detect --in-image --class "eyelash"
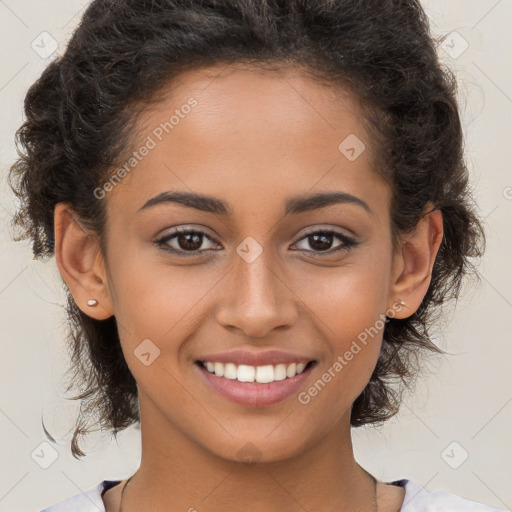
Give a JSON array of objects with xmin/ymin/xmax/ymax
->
[{"xmin": 154, "ymin": 227, "xmax": 360, "ymax": 258}]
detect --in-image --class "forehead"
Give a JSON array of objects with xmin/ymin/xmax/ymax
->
[{"xmin": 105, "ymin": 63, "xmax": 389, "ymax": 217}]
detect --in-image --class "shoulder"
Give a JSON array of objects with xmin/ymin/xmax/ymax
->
[
  {"xmin": 36, "ymin": 477, "xmax": 507, "ymax": 512},
  {"xmin": 37, "ymin": 480, "xmax": 122, "ymax": 512},
  {"xmin": 395, "ymin": 478, "xmax": 508, "ymax": 512}
]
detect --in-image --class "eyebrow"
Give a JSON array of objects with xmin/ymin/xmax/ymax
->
[{"xmin": 138, "ymin": 190, "xmax": 371, "ymax": 215}]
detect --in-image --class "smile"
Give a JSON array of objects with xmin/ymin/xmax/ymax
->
[
  {"xmin": 199, "ymin": 360, "xmax": 314, "ymax": 383},
  {"xmin": 195, "ymin": 360, "xmax": 317, "ymax": 407}
]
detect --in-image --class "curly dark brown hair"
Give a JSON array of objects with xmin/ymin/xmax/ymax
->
[{"xmin": 8, "ymin": 0, "xmax": 485, "ymax": 458}]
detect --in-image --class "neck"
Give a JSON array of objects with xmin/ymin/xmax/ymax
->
[{"xmin": 118, "ymin": 391, "xmax": 378, "ymax": 512}]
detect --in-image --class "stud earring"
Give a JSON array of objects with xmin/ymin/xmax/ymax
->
[
  {"xmin": 399, "ymin": 300, "xmax": 406, "ymax": 307},
  {"xmin": 87, "ymin": 299, "xmax": 98, "ymax": 307}
]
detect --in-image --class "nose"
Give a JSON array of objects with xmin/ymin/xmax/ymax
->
[{"xmin": 215, "ymin": 248, "xmax": 298, "ymax": 338}]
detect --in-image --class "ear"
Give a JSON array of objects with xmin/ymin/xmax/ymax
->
[
  {"xmin": 387, "ymin": 205, "xmax": 443, "ymax": 319},
  {"xmin": 54, "ymin": 202, "xmax": 114, "ymax": 320}
]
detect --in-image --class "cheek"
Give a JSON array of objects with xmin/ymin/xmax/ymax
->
[
  {"xmin": 107, "ymin": 258, "xmax": 204, "ymax": 409},
  {"xmin": 107, "ymin": 247, "xmax": 210, "ymax": 340},
  {"xmin": 291, "ymin": 258, "xmax": 391, "ymax": 407},
  {"xmin": 293, "ymin": 255, "xmax": 391, "ymax": 344},
  {"xmin": 106, "ymin": 255, "xmax": 227, "ymax": 401}
]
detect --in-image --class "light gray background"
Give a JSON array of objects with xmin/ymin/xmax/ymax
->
[{"xmin": 1, "ymin": 1, "xmax": 511, "ymax": 511}]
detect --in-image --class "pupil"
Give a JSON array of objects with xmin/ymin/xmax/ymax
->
[
  {"xmin": 309, "ymin": 233, "xmax": 332, "ymax": 251},
  {"xmin": 179, "ymin": 233, "xmax": 202, "ymax": 250}
]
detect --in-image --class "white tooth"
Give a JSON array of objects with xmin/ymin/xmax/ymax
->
[
  {"xmin": 237, "ymin": 364, "xmax": 255, "ymax": 382},
  {"xmin": 204, "ymin": 361, "xmax": 308, "ymax": 382},
  {"xmin": 296, "ymin": 363, "xmax": 306, "ymax": 374},
  {"xmin": 286, "ymin": 363, "xmax": 297, "ymax": 378},
  {"xmin": 224, "ymin": 362, "xmax": 237, "ymax": 379},
  {"xmin": 274, "ymin": 364, "xmax": 287, "ymax": 381},
  {"xmin": 255, "ymin": 365, "xmax": 275, "ymax": 383},
  {"xmin": 214, "ymin": 362, "xmax": 224, "ymax": 377}
]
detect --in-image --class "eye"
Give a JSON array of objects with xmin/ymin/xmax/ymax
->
[
  {"xmin": 292, "ymin": 228, "xmax": 360, "ymax": 257},
  {"xmin": 155, "ymin": 228, "xmax": 220, "ymax": 256},
  {"xmin": 154, "ymin": 226, "xmax": 360, "ymax": 258}
]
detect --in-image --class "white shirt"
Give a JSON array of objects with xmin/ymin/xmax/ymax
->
[{"xmin": 38, "ymin": 478, "xmax": 509, "ymax": 511}]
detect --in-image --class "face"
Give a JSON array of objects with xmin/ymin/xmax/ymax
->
[{"xmin": 92, "ymin": 64, "xmax": 402, "ymax": 462}]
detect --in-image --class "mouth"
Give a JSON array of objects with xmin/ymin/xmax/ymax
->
[
  {"xmin": 194, "ymin": 359, "xmax": 318, "ymax": 407},
  {"xmin": 195, "ymin": 359, "xmax": 317, "ymax": 383}
]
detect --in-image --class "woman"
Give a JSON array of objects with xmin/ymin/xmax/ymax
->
[{"xmin": 8, "ymin": 0, "xmax": 504, "ymax": 511}]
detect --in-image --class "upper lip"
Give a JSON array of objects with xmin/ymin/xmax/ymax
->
[{"xmin": 196, "ymin": 349, "xmax": 316, "ymax": 367}]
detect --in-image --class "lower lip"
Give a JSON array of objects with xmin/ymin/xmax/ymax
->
[{"xmin": 196, "ymin": 362, "xmax": 316, "ymax": 408}]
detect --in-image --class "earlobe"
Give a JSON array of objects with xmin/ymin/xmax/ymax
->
[
  {"xmin": 388, "ymin": 205, "xmax": 443, "ymax": 319},
  {"xmin": 54, "ymin": 202, "xmax": 114, "ymax": 320}
]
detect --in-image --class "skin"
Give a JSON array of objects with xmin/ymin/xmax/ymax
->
[{"xmin": 54, "ymin": 63, "xmax": 443, "ymax": 512}]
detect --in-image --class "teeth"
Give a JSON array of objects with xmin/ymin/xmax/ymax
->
[
  {"xmin": 214, "ymin": 362, "xmax": 224, "ymax": 377},
  {"xmin": 201, "ymin": 360, "xmax": 311, "ymax": 383},
  {"xmin": 286, "ymin": 363, "xmax": 296, "ymax": 378},
  {"xmin": 237, "ymin": 364, "xmax": 255, "ymax": 382},
  {"xmin": 274, "ymin": 364, "xmax": 287, "ymax": 381},
  {"xmin": 224, "ymin": 363, "xmax": 237, "ymax": 379},
  {"xmin": 255, "ymin": 365, "xmax": 274, "ymax": 383}
]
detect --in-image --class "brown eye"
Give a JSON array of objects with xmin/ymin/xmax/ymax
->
[
  {"xmin": 175, "ymin": 232, "xmax": 203, "ymax": 251},
  {"xmin": 305, "ymin": 232, "xmax": 336, "ymax": 251},
  {"xmin": 155, "ymin": 228, "xmax": 220, "ymax": 255},
  {"xmin": 293, "ymin": 229, "xmax": 359, "ymax": 256}
]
